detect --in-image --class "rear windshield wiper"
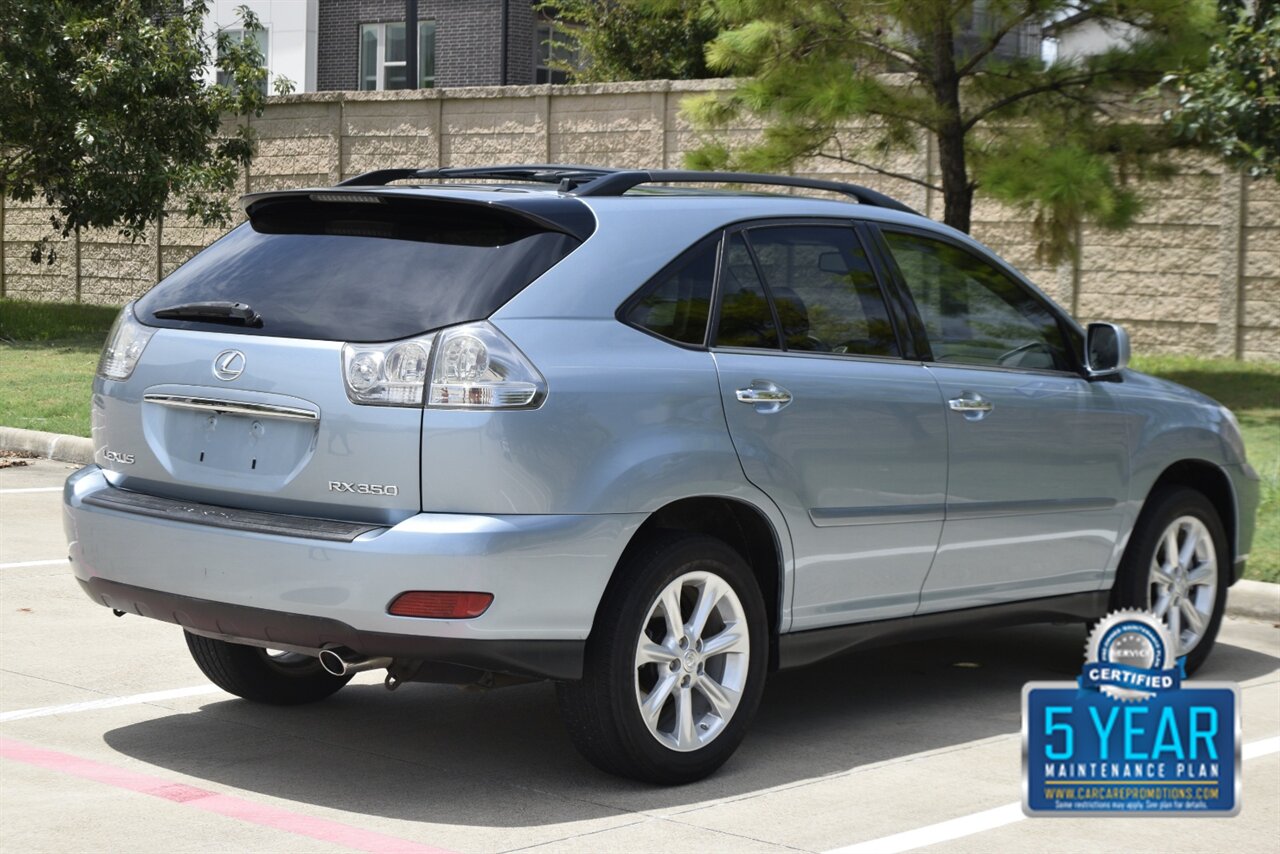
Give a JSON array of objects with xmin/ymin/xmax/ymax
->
[{"xmin": 152, "ymin": 301, "xmax": 263, "ymax": 328}]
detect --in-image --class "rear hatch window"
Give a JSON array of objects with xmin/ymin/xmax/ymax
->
[{"xmin": 136, "ymin": 196, "xmax": 583, "ymax": 342}]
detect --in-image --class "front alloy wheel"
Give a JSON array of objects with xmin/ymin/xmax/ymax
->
[
  {"xmin": 1114, "ymin": 486, "xmax": 1228, "ymax": 675},
  {"xmin": 1147, "ymin": 515, "xmax": 1218, "ymax": 658}
]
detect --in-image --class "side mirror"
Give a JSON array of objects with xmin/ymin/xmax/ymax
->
[{"xmin": 1085, "ymin": 322, "xmax": 1130, "ymax": 378}]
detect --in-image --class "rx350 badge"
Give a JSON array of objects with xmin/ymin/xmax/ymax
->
[{"xmin": 1022, "ymin": 610, "xmax": 1240, "ymax": 816}]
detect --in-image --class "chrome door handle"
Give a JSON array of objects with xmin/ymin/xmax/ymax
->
[
  {"xmin": 736, "ymin": 388, "xmax": 792, "ymax": 404},
  {"xmin": 948, "ymin": 392, "xmax": 993, "ymax": 419},
  {"xmin": 736, "ymin": 382, "xmax": 792, "ymax": 412}
]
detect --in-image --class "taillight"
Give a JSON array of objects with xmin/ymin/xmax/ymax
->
[
  {"xmin": 341, "ymin": 321, "xmax": 544, "ymax": 409},
  {"xmin": 388, "ymin": 591, "xmax": 494, "ymax": 619},
  {"xmin": 97, "ymin": 303, "xmax": 156, "ymax": 381},
  {"xmin": 428, "ymin": 321, "xmax": 545, "ymax": 409},
  {"xmin": 341, "ymin": 334, "xmax": 435, "ymax": 406}
]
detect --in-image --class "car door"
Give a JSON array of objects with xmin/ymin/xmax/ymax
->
[
  {"xmin": 874, "ymin": 227, "xmax": 1130, "ymax": 612},
  {"xmin": 712, "ymin": 221, "xmax": 949, "ymax": 629}
]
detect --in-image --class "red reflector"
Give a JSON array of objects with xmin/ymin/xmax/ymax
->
[{"xmin": 387, "ymin": 591, "xmax": 493, "ymax": 619}]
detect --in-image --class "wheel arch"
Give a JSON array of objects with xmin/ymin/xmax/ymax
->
[
  {"xmin": 1137, "ymin": 459, "xmax": 1239, "ymax": 583},
  {"xmin": 596, "ymin": 495, "xmax": 788, "ymax": 670}
]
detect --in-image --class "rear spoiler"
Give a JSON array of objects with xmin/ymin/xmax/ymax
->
[{"xmin": 240, "ymin": 188, "xmax": 597, "ymax": 242}]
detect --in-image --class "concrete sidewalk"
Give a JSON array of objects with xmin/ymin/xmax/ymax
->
[{"xmin": 2, "ymin": 424, "xmax": 1277, "ymax": 623}]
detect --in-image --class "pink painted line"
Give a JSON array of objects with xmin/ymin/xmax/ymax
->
[{"xmin": 0, "ymin": 738, "xmax": 453, "ymax": 854}]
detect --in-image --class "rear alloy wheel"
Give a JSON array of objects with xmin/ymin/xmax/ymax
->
[
  {"xmin": 635, "ymin": 570, "xmax": 752, "ymax": 752},
  {"xmin": 1113, "ymin": 487, "xmax": 1228, "ymax": 675},
  {"xmin": 557, "ymin": 533, "xmax": 767, "ymax": 784},
  {"xmin": 185, "ymin": 631, "xmax": 352, "ymax": 705}
]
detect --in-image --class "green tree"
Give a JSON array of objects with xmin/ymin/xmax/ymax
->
[
  {"xmin": 539, "ymin": 0, "xmax": 718, "ymax": 82},
  {"xmin": 0, "ymin": 0, "xmax": 270, "ymax": 262},
  {"xmin": 1164, "ymin": 0, "xmax": 1280, "ymax": 177},
  {"xmin": 681, "ymin": 1, "xmax": 1216, "ymax": 262}
]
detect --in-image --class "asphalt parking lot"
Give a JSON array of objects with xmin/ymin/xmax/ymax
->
[{"xmin": 2, "ymin": 458, "xmax": 1277, "ymax": 853}]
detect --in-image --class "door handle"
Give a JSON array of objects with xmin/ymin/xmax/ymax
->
[
  {"xmin": 948, "ymin": 392, "xmax": 993, "ymax": 420},
  {"xmin": 736, "ymin": 382, "xmax": 792, "ymax": 413}
]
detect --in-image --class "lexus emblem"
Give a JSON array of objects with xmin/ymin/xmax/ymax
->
[{"xmin": 212, "ymin": 349, "xmax": 246, "ymax": 382}]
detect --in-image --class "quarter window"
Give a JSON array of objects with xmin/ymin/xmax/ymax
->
[
  {"xmin": 625, "ymin": 236, "xmax": 717, "ymax": 346},
  {"xmin": 360, "ymin": 21, "xmax": 436, "ymax": 90},
  {"xmin": 883, "ymin": 231, "xmax": 1071, "ymax": 371}
]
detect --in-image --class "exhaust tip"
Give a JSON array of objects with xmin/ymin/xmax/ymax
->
[{"xmin": 318, "ymin": 648, "xmax": 349, "ymax": 676}]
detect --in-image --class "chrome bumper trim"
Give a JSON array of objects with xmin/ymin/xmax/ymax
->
[{"xmin": 143, "ymin": 393, "xmax": 318, "ymax": 422}]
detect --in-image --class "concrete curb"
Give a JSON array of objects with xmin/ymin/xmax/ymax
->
[
  {"xmin": 1228, "ymin": 579, "xmax": 1280, "ymax": 623},
  {"xmin": 0, "ymin": 426, "xmax": 93, "ymax": 466},
  {"xmin": 1, "ymin": 424, "xmax": 1278, "ymax": 622}
]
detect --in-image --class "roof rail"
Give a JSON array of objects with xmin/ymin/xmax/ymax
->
[
  {"xmin": 336, "ymin": 168, "xmax": 424, "ymax": 186},
  {"xmin": 335, "ymin": 164, "xmax": 918, "ymax": 214},
  {"xmin": 572, "ymin": 170, "xmax": 918, "ymax": 214},
  {"xmin": 337, "ymin": 164, "xmax": 618, "ymax": 188}
]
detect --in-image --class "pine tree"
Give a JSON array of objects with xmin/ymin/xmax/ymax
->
[{"xmin": 680, "ymin": 0, "xmax": 1215, "ymax": 262}]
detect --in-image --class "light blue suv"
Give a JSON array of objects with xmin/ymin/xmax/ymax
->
[{"xmin": 64, "ymin": 165, "xmax": 1259, "ymax": 783}]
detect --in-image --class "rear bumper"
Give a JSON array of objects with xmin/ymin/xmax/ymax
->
[
  {"xmin": 77, "ymin": 577, "xmax": 583, "ymax": 680},
  {"xmin": 64, "ymin": 466, "xmax": 644, "ymax": 676}
]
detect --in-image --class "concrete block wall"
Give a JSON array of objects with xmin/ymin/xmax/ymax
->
[
  {"xmin": 1243, "ymin": 178, "xmax": 1280, "ymax": 361},
  {"xmin": 1, "ymin": 80, "xmax": 1276, "ymax": 361}
]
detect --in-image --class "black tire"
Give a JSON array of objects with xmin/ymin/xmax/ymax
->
[
  {"xmin": 557, "ymin": 533, "xmax": 768, "ymax": 784},
  {"xmin": 184, "ymin": 632, "xmax": 353, "ymax": 705},
  {"xmin": 1112, "ymin": 487, "xmax": 1229, "ymax": 675}
]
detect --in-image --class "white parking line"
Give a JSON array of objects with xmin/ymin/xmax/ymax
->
[
  {"xmin": 0, "ymin": 559, "xmax": 67, "ymax": 570},
  {"xmin": 0, "ymin": 685, "xmax": 222, "ymax": 723},
  {"xmin": 1245, "ymin": 735, "xmax": 1280, "ymax": 760},
  {"xmin": 828, "ymin": 803, "xmax": 1023, "ymax": 854},
  {"xmin": 0, "ymin": 487, "xmax": 63, "ymax": 494},
  {"xmin": 826, "ymin": 736, "xmax": 1280, "ymax": 854}
]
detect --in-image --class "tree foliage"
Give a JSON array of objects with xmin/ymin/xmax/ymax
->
[
  {"xmin": 538, "ymin": 0, "xmax": 719, "ymax": 82},
  {"xmin": 672, "ymin": 0, "xmax": 1215, "ymax": 263},
  {"xmin": 0, "ymin": 0, "xmax": 270, "ymax": 262},
  {"xmin": 1164, "ymin": 0, "xmax": 1280, "ymax": 177}
]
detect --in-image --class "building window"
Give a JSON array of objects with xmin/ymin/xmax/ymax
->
[
  {"xmin": 360, "ymin": 21, "xmax": 435, "ymax": 90},
  {"xmin": 216, "ymin": 28, "xmax": 269, "ymax": 95},
  {"xmin": 536, "ymin": 23, "xmax": 580, "ymax": 84}
]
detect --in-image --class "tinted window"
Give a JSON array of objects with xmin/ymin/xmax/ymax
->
[
  {"xmin": 137, "ymin": 198, "xmax": 580, "ymax": 342},
  {"xmin": 883, "ymin": 231, "xmax": 1070, "ymax": 371},
  {"xmin": 715, "ymin": 234, "xmax": 779, "ymax": 349},
  {"xmin": 624, "ymin": 235, "xmax": 716, "ymax": 345},
  {"xmin": 745, "ymin": 225, "xmax": 898, "ymax": 357}
]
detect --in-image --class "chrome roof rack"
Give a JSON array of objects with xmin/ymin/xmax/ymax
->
[{"xmin": 335, "ymin": 164, "xmax": 918, "ymax": 214}]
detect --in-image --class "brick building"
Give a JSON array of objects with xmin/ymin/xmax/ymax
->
[
  {"xmin": 317, "ymin": 0, "xmax": 542, "ymax": 91},
  {"xmin": 210, "ymin": 1, "xmax": 1046, "ymax": 95}
]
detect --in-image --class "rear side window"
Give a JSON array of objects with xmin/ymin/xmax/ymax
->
[
  {"xmin": 137, "ymin": 198, "xmax": 581, "ymax": 342},
  {"xmin": 743, "ymin": 225, "xmax": 899, "ymax": 357},
  {"xmin": 623, "ymin": 235, "xmax": 717, "ymax": 345}
]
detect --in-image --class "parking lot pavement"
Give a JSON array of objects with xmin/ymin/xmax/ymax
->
[{"xmin": 3, "ymin": 458, "xmax": 1278, "ymax": 854}]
